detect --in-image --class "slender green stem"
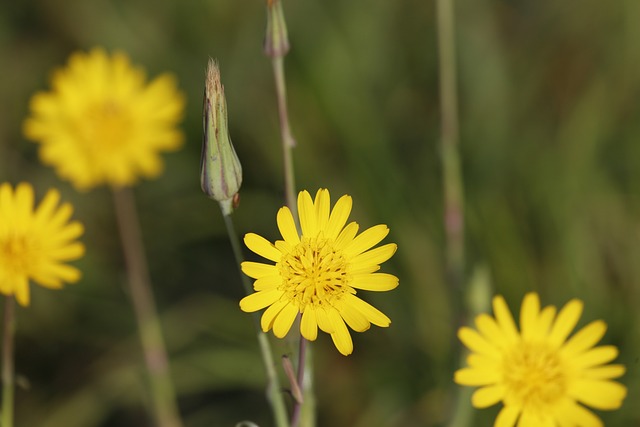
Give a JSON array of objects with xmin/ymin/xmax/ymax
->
[
  {"xmin": 290, "ymin": 336, "xmax": 307, "ymax": 427},
  {"xmin": 437, "ymin": 0, "xmax": 465, "ymax": 289},
  {"xmin": 272, "ymin": 57, "xmax": 297, "ymax": 217},
  {"xmin": 221, "ymin": 212, "xmax": 290, "ymax": 427},
  {"xmin": 1, "ymin": 297, "xmax": 15, "ymax": 427},
  {"xmin": 111, "ymin": 187, "xmax": 183, "ymax": 427},
  {"xmin": 436, "ymin": 0, "xmax": 472, "ymax": 425}
]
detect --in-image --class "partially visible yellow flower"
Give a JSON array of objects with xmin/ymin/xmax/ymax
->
[
  {"xmin": 24, "ymin": 48, "xmax": 185, "ymax": 190},
  {"xmin": 455, "ymin": 292, "xmax": 627, "ymax": 427},
  {"xmin": 240, "ymin": 189, "xmax": 398, "ymax": 356},
  {"xmin": 0, "ymin": 183, "xmax": 85, "ymax": 306}
]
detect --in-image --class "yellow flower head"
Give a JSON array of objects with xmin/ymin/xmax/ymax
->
[
  {"xmin": 0, "ymin": 183, "xmax": 85, "ymax": 306},
  {"xmin": 24, "ymin": 48, "xmax": 185, "ymax": 190},
  {"xmin": 240, "ymin": 189, "xmax": 398, "ymax": 356},
  {"xmin": 455, "ymin": 292, "xmax": 627, "ymax": 427}
]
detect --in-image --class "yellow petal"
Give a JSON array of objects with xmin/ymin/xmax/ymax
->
[
  {"xmin": 239, "ymin": 289, "xmax": 283, "ymax": 312},
  {"xmin": 316, "ymin": 306, "xmax": 334, "ymax": 333},
  {"xmin": 533, "ymin": 306, "xmax": 556, "ymax": 340},
  {"xmin": 334, "ymin": 222, "xmax": 359, "ymax": 249},
  {"xmin": 261, "ymin": 299, "xmax": 288, "ymax": 332},
  {"xmin": 49, "ymin": 242, "xmax": 85, "ymax": 260},
  {"xmin": 338, "ymin": 302, "xmax": 370, "ymax": 332},
  {"xmin": 520, "ymin": 292, "xmax": 540, "ymax": 341},
  {"xmin": 466, "ymin": 353, "xmax": 500, "ymax": 370},
  {"xmin": 471, "ymin": 385, "xmax": 505, "ymax": 408},
  {"xmin": 244, "ymin": 233, "xmax": 281, "ymax": 262},
  {"xmin": 581, "ymin": 364, "xmax": 626, "ymax": 380},
  {"xmin": 277, "ymin": 207, "xmax": 300, "ymax": 245},
  {"xmin": 454, "ymin": 368, "xmax": 500, "ymax": 386},
  {"xmin": 253, "ymin": 275, "xmax": 282, "ymax": 291},
  {"xmin": 326, "ymin": 195, "xmax": 352, "ymax": 240},
  {"xmin": 561, "ymin": 320, "xmax": 606, "ymax": 356},
  {"xmin": 350, "ymin": 243, "xmax": 397, "ymax": 269},
  {"xmin": 555, "ymin": 399, "xmax": 603, "ymax": 427},
  {"xmin": 314, "ymin": 189, "xmax": 330, "ymax": 231},
  {"xmin": 34, "ymin": 263, "xmax": 81, "ymax": 286},
  {"xmin": 13, "ymin": 277, "xmax": 30, "ymax": 307},
  {"xmin": 475, "ymin": 313, "xmax": 510, "ymax": 349},
  {"xmin": 350, "ymin": 273, "xmax": 398, "ymax": 291},
  {"xmin": 547, "ymin": 298, "xmax": 584, "ymax": 347},
  {"xmin": 571, "ymin": 345, "xmax": 619, "ymax": 369},
  {"xmin": 301, "ymin": 307, "xmax": 318, "ymax": 341},
  {"xmin": 328, "ymin": 309, "xmax": 353, "ymax": 355},
  {"xmin": 34, "ymin": 188, "xmax": 61, "ymax": 224},
  {"xmin": 495, "ymin": 405, "xmax": 520, "ymax": 427},
  {"xmin": 241, "ymin": 261, "xmax": 278, "ymax": 279},
  {"xmin": 569, "ymin": 379, "xmax": 627, "ymax": 410},
  {"xmin": 493, "ymin": 295, "xmax": 519, "ymax": 344},
  {"xmin": 458, "ymin": 327, "xmax": 501, "ymax": 358},
  {"xmin": 344, "ymin": 294, "xmax": 390, "ymax": 327},
  {"xmin": 343, "ymin": 224, "xmax": 389, "ymax": 257},
  {"xmin": 297, "ymin": 190, "xmax": 318, "ymax": 238},
  {"xmin": 273, "ymin": 302, "xmax": 299, "ymax": 338}
]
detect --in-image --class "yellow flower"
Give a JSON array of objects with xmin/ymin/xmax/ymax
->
[
  {"xmin": 239, "ymin": 189, "xmax": 398, "ymax": 356},
  {"xmin": 23, "ymin": 48, "xmax": 185, "ymax": 190},
  {"xmin": 455, "ymin": 292, "xmax": 627, "ymax": 427},
  {"xmin": 0, "ymin": 183, "xmax": 85, "ymax": 306}
]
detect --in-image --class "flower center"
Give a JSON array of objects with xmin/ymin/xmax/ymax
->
[
  {"xmin": 81, "ymin": 100, "xmax": 133, "ymax": 150},
  {"xmin": 278, "ymin": 237, "xmax": 352, "ymax": 308},
  {"xmin": 0, "ymin": 234, "xmax": 36, "ymax": 276},
  {"xmin": 502, "ymin": 342, "xmax": 566, "ymax": 411}
]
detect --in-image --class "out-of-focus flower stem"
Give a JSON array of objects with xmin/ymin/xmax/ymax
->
[
  {"xmin": 1, "ymin": 297, "xmax": 15, "ymax": 427},
  {"xmin": 221, "ymin": 212, "xmax": 290, "ymax": 427},
  {"xmin": 436, "ymin": 0, "xmax": 471, "ymax": 425},
  {"xmin": 437, "ymin": 0, "xmax": 465, "ymax": 291},
  {"xmin": 111, "ymin": 187, "xmax": 183, "ymax": 427}
]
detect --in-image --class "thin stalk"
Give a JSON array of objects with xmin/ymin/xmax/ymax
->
[
  {"xmin": 289, "ymin": 336, "xmax": 307, "ymax": 427},
  {"xmin": 222, "ymin": 213, "xmax": 290, "ymax": 427},
  {"xmin": 272, "ymin": 57, "xmax": 297, "ymax": 217},
  {"xmin": 1, "ymin": 297, "xmax": 15, "ymax": 427},
  {"xmin": 111, "ymin": 187, "xmax": 183, "ymax": 427},
  {"xmin": 437, "ymin": 0, "xmax": 465, "ymax": 289},
  {"xmin": 266, "ymin": 3, "xmax": 314, "ymax": 425},
  {"xmin": 436, "ymin": 0, "xmax": 472, "ymax": 425}
]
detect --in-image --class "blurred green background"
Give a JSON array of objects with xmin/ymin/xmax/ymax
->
[{"xmin": 1, "ymin": 0, "xmax": 639, "ymax": 425}]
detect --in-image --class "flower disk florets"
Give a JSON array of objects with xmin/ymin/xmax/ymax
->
[
  {"xmin": 279, "ymin": 236, "xmax": 352, "ymax": 308},
  {"xmin": 240, "ymin": 189, "xmax": 398, "ymax": 355}
]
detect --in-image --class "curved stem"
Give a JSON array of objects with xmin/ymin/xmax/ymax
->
[
  {"xmin": 222, "ymin": 212, "xmax": 290, "ymax": 427},
  {"xmin": 111, "ymin": 187, "xmax": 183, "ymax": 427}
]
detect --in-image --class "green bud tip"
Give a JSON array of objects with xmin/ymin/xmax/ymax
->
[
  {"xmin": 264, "ymin": 0, "xmax": 290, "ymax": 58},
  {"xmin": 200, "ymin": 59, "xmax": 243, "ymax": 215}
]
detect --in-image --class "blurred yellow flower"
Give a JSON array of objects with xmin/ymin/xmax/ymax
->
[
  {"xmin": 240, "ymin": 189, "xmax": 398, "ymax": 355},
  {"xmin": 0, "ymin": 183, "xmax": 84, "ymax": 306},
  {"xmin": 24, "ymin": 48, "xmax": 185, "ymax": 190},
  {"xmin": 455, "ymin": 292, "xmax": 627, "ymax": 427}
]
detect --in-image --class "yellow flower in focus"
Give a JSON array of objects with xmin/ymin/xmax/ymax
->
[
  {"xmin": 455, "ymin": 292, "xmax": 627, "ymax": 427},
  {"xmin": 240, "ymin": 189, "xmax": 398, "ymax": 356},
  {"xmin": 0, "ymin": 183, "xmax": 85, "ymax": 306},
  {"xmin": 24, "ymin": 48, "xmax": 185, "ymax": 189}
]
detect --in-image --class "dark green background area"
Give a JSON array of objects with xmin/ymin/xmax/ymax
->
[{"xmin": 0, "ymin": 0, "xmax": 639, "ymax": 425}]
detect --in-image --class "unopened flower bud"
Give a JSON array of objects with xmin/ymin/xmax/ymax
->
[
  {"xmin": 264, "ymin": 0, "xmax": 290, "ymax": 58},
  {"xmin": 200, "ymin": 59, "xmax": 242, "ymax": 215}
]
